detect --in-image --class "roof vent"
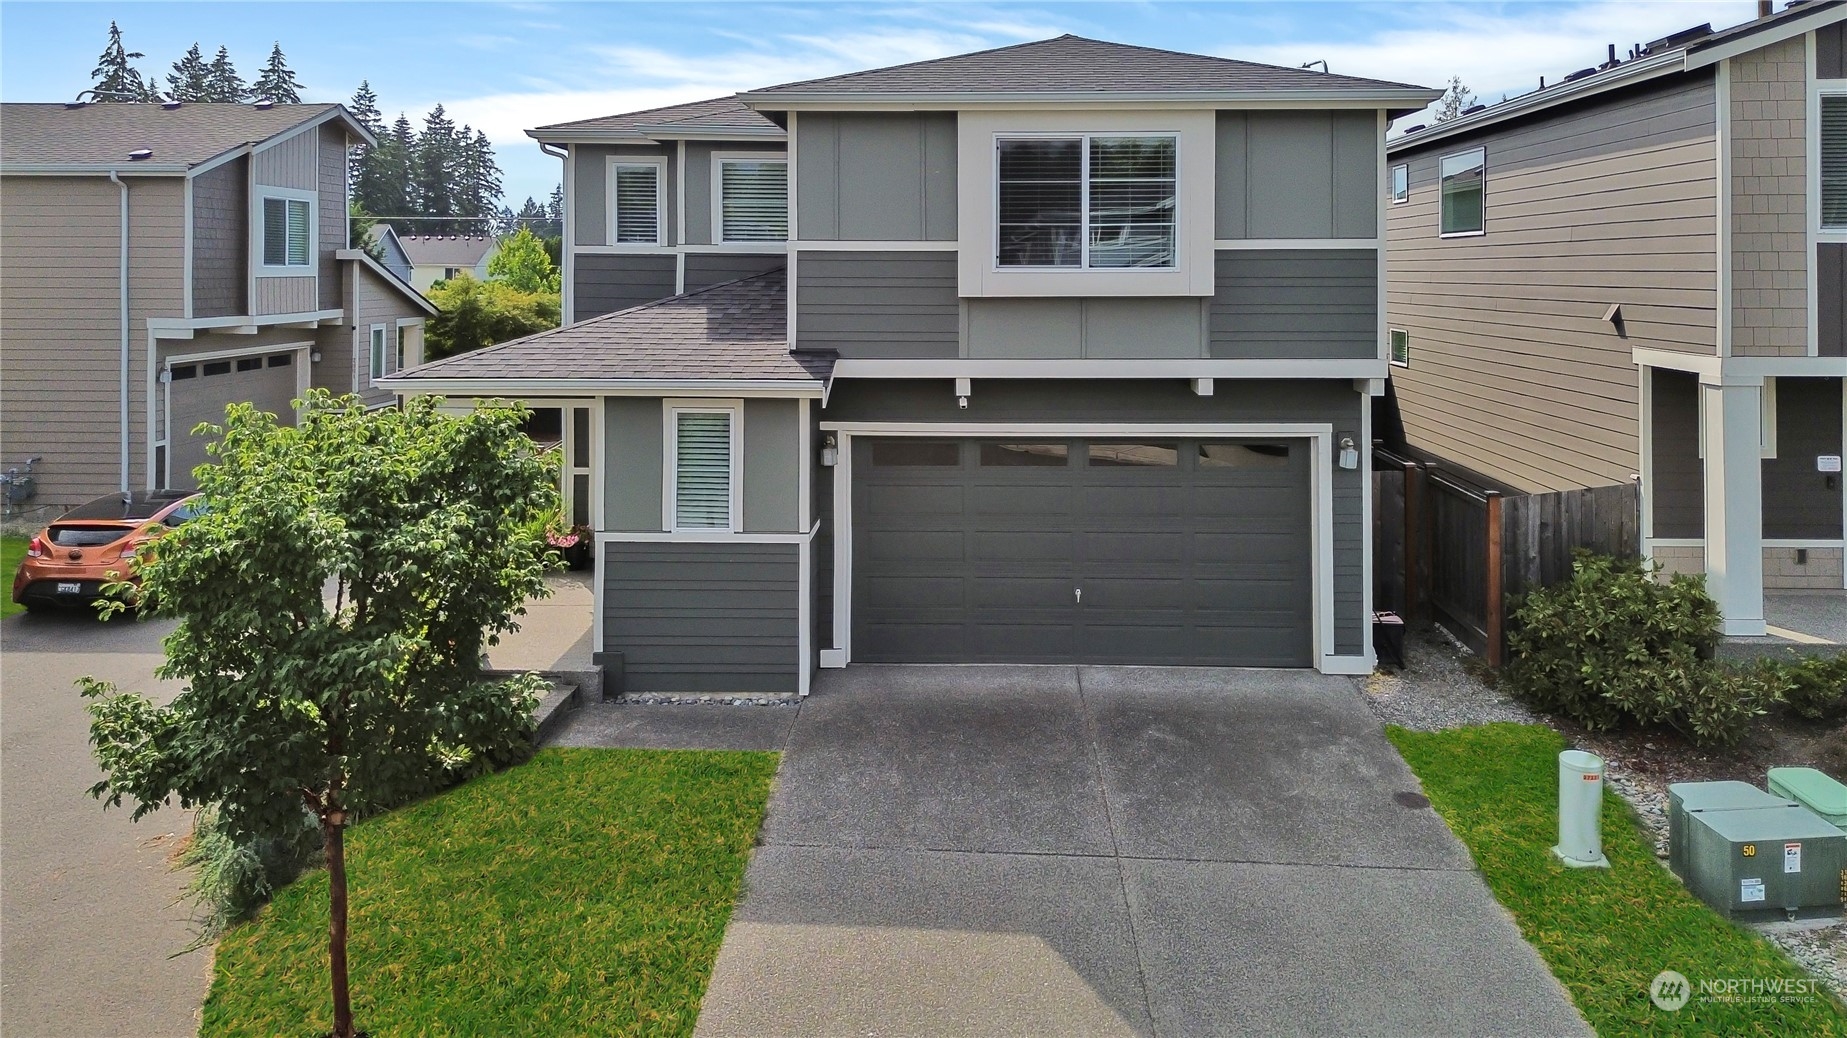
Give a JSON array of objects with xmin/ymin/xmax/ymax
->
[
  {"xmin": 162, "ymin": 100, "xmax": 182, "ymax": 110},
  {"xmin": 1645, "ymin": 23, "xmax": 1713, "ymax": 51},
  {"xmin": 1402, "ymin": 124, "xmax": 1426, "ymax": 134},
  {"xmin": 1462, "ymin": 104, "xmax": 1486, "ymax": 115},
  {"xmin": 64, "ymin": 100, "xmax": 88, "ymax": 110},
  {"xmin": 128, "ymin": 148, "xmax": 154, "ymax": 162},
  {"xmin": 254, "ymin": 98, "xmax": 275, "ymax": 110},
  {"xmin": 1562, "ymin": 67, "xmax": 1599, "ymax": 83}
]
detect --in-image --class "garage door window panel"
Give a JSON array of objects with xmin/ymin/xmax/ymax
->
[
  {"xmin": 980, "ymin": 442, "xmax": 1069, "ymax": 466},
  {"xmin": 1088, "ymin": 443, "xmax": 1178, "ymax": 467},
  {"xmin": 1199, "ymin": 442, "xmax": 1291, "ymax": 469},
  {"xmin": 871, "ymin": 440, "xmax": 960, "ymax": 466}
]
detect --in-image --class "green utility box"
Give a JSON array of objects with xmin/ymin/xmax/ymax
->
[
  {"xmin": 1768, "ymin": 767, "xmax": 1847, "ymax": 832},
  {"xmin": 1681, "ymin": 805, "xmax": 1846, "ymax": 921},
  {"xmin": 1668, "ymin": 781, "xmax": 1795, "ymax": 876}
]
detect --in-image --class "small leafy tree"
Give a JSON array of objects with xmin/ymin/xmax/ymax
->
[
  {"xmin": 425, "ymin": 273, "xmax": 560, "ymax": 359},
  {"xmin": 488, "ymin": 226, "xmax": 561, "ymax": 294},
  {"xmin": 1433, "ymin": 76, "xmax": 1477, "ymax": 121},
  {"xmin": 82, "ymin": 392, "xmax": 556, "ymax": 1038}
]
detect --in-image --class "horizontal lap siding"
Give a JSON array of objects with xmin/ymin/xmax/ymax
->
[
  {"xmin": 795, "ymin": 250, "xmax": 958, "ymax": 357},
  {"xmin": 684, "ymin": 253, "xmax": 785, "ymax": 292},
  {"xmin": 574, "ymin": 254, "xmax": 675, "ymax": 321},
  {"xmin": 1211, "ymin": 250, "xmax": 1376, "ymax": 359},
  {"xmin": 1386, "ymin": 73, "xmax": 1717, "ymax": 495},
  {"xmin": 601, "ymin": 541, "xmax": 800, "ymax": 693}
]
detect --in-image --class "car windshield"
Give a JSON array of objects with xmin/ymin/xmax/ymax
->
[{"xmin": 48, "ymin": 524, "xmax": 131, "ymax": 548}]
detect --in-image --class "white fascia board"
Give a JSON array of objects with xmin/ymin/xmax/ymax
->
[
  {"xmin": 1684, "ymin": 7, "xmax": 1847, "ymax": 71},
  {"xmin": 1387, "ymin": 51, "xmax": 1687, "ymax": 155},
  {"xmin": 829, "ymin": 358, "xmax": 1389, "ymax": 380},
  {"xmin": 251, "ymin": 106, "xmax": 377, "ymax": 151},
  {"xmin": 147, "ymin": 309, "xmax": 343, "ymax": 335},
  {"xmin": 379, "ymin": 377, "xmax": 825, "ymax": 397},
  {"xmin": 1632, "ymin": 348, "xmax": 1847, "ymax": 380},
  {"xmin": 739, "ymin": 89, "xmax": 1440, "ymax": 109},
  {"xmin": 529, "ymin": 128, "xmax": 786, "ymax": 145}
]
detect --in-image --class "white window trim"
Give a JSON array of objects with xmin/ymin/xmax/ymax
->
[
  {"xmin": 1389, "ymin": 328, "xmax": 1410, "ymax": 368},
  {"xmin": 662, "ymin": 398, "xmax": 743, "ymax": 533},
  {"xmin": 606, "ymin": 156, "xmax": 666, "ymax": 247},
  {"xmin": 991, "ymin": 130, "xmax": 1180, "ymax": 273},
  {"xmin": 253, "ymin": 185, "xmax": 318, "ymax": 277},
  {"xmin": 710, "ymin": 151, "xmax": 789, "ymax": 245},
  {"xmin": 368, "ymin": 324, "xmax": 388, "ymax": 385},
  {"xmin": 1696, "ymin": 378, "xmax": 1777, "ymax": 459},
  {"xmin": 1437, "ymin": 146, "xmax": 1487, "ymax": 239},
  {"xmin": 1817, "ymin": 83, "xmax": 1847, "ymax": 238},
  {"xmin": 1390, "ymin": 163, "xmax": 1409, "ymax": 205}
]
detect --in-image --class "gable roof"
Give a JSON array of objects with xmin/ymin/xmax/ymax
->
[
  {"xmin": 739, "ymin": 35, "xmax": 1435, "ymax": 106},
  {"xmin": 336, "ymin": 249, "xmax": 440, "ymax": 316},
  {"xmin": 399, "ymin": 235, "xmax": 498, "ymax": 268},
  {"xmin": 528, "ymin": 96, "xmax": 781, "ymax": 141},
  {"xmin": 0, "ymin": 102, "xmax": 365, "ymax": 174},
  {"xmin": 382, "ymin": 268, "xmax": 832, "ymax": 391}
]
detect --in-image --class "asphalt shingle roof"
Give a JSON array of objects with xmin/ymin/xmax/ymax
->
[
  {"xmin": 530, "ymin": 96, "xmax": 779, "ymax": 136},
  {"xmin": 399, "ymin": 236, "xmax": 496, "ymax": 267},
  {"xmin": 392, "ymin": 268, "xmax": 831, "ymax": 384},
  {"xmin": 744, "ymin": 35, "xmax": 1431, "ymax": 98},
  {"xmin": 0, "ymin": 102, "xmax": 348, "ymax": 169}
]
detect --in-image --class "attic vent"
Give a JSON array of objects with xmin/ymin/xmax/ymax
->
[
  {"xmin": 1401, "ymin": 124, "xmax": 1427, "ymax": 134},
  {"xmin": 128, "ymin": 148, "xmax": 154, "ymax": 162},
  {"xmin": 1462, "ymin": 104, "xmax": 1486, "ymax": 115},
  {"xmin": 1562, "ymin": 67, "xmax": 1598, "ymax": 83},
  {"xmin": 64, "ymin": 100, "xmax": 88, "ymax": 110},
  {"xmin": 1646, "ymin": 23, "xmax": 1713, "ymax": 51},
  {"xmin": 162, "ymin": 101, "xmax": 182, "ymax": 110},
  {"xmin": 254, "ymin": 99, "xmax": 275, "ymax": 110}
]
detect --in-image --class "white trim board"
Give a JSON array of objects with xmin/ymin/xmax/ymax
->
[{"xmin": 829, "ymin": 358, "xmax": 1390, "ymax": 380}]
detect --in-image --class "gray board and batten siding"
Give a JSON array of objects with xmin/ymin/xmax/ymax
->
[
  {"xmin": 796, "ymin": 112, "xmax": 957, "ymax": 241},
  {"xmin": 600, "ymin": 540, "xmax": 801, "ymax": 694},
  {"xmin": 821, "ymin": 378, "xmax": 1368, "ymax": 656},
  {"xmin": 1385, "ymin": 71, "xmax": 1719, "ymax": 496},
  {"xmin": 601, "ymin": 396, "xmax": 803, "ymax": 533},
  {"xmin": 1216, "ymin": 110, "xmax": 1378, "ymax": 239},
  {"xmin": 1822, "ymin": 244, "xmax": 1845, "ymax": 359}
]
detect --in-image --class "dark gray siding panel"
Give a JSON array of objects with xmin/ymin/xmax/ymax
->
[
  {"xmin": 796, "ymin": 112, "xmax": 956, "ymax": 241},
  {"xmin": 601, "ymin": 541, "xmax": 799, "ymax": 693},
  {"xmin": 1211, "ymin": 251, "xmax": 1377, "ymax": 359},
  {"xmin": 1763, "ymin": 377, "xmax": 1844, "ymax": 539},
  {"xmin": 813, "ymin": 443, "xmax": 834, "ymax": 653},
  {"xmin": 1818, "ymin": 21, "xmax": 1844, "ymax": 80},
  {"xmin": 1216, "ymin": 111, "xmax": 1378, "ymax": 239},
  {"xmin": 1651, "ymin": 369, "xmax": 1703, "ymax": 538},
  {"xmin": 1821, "ymin": 244, "xmax": 1845, "ymax": 359},
  {"xmin": 823, "ymin": 379, "xmax": 1368, "ymax": 655},
  {"xmin": 743, "ymin": 398, "xmax": 800, "ymax": 532},
  {"xmin": 575, "ymin": 254, "xmax": 676, "ymax": 321},
  {"xmin": 191, "ymin": 156, "xmax": 245, "ymax": 318},
  {"xmin": 604, "ymin": 397, "xmax": 663, "ymax": 531},
  {"xmin": 685, "ymin": 253, "xmax": 785, "ymax": 293},
  {"xmin": 795, "ymin": 250, "xmax": 958, "ymax": 357}
]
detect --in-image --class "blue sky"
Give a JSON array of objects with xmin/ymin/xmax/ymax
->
[{"xmin": 2, "ymin": 1, "xmax": 1761, "ymax": 206}]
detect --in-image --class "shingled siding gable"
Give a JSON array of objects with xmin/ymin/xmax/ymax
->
[{"xmin": 191, "ymin": 155, "xmax": 246, "ymax": 317}]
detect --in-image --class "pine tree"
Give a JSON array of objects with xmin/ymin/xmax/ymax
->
[
  {"xmin": 370, "ymin": 114, "xmax": 418, "ymax": 232},
  {"xmin": 515, "ymin": 196, "xmax": 548, "ymax": 234},
  {"xmin": 206, "ymin": 46, "xmax": 248, "ymax": 103},
  {"xmin": 454, "ymin": 127, "xmax": 503, "ymax": 235},
  {"xmin": 347, "ymin": 81, "xmax": 383, "ymax": 195},
  {"xmin": 252, "ymin": 42, "xmax": 303, "ymax": 103},
  {"xmin": 547, "ymin": 184, "xmax": 564, "ymax": 235},
  {"xmin": 89, "ymin": 21, "xmax": 153, "ymax": 102},
  {"xmin": 413, "ymin": 105, "xmax": 459, "ymax": 235},
  {"xmin": 166, "ymin": 44, "xmax": 212, "ymax": 102}
]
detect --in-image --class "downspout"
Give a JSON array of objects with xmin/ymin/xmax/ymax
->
[{"xmin": 109, "ymin": 171, "xmax": 130, "ymax": 493}]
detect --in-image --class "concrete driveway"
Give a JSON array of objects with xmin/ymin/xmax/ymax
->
[
  {"xmin": 692, "ymin": 666, "xmax": 1590, "ymax": 1038},
  {"xmin": 1, "ymin": 609, "xmax": 209, "ymax": 1038}
]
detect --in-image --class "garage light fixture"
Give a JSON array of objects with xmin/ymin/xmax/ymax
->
[
  {"xmin": 821, "ymin": 433, "xmax": 838, "ymax": 467},
  {"xmin": 1338, "ymin": 435, "xmax": 1359, "ymax": 470}
]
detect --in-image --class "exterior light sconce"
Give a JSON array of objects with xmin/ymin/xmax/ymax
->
[
  {"xmin": 1337, "ymin": 435, "xmax": 1360, "ymax": 470},
  {"xmin": 821, "ymin": 433, "xmax": 838, "ymax": 468}
]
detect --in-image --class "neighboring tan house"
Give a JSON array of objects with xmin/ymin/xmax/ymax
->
[
  {"xmin": 1384, "ymin": 1, "xmax": 1847, "ymax": 635},
  {"xmin": 383, "ymin": 35, "xmax": 1440, "ymax": 694},
  {"xmin": 366, "ymin": 222, "xmax": 416, "ymax": 284},
  {"xmin": 0, "ymin": 101, "xmax": 436, "ymax": 510},
  {"xmin": 399, "ymin": 234, "xmax": 498, "ymax": 291}
]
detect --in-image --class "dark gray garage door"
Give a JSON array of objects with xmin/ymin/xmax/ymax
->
[
  {"xmin": 852, "ymin": 438, "xmax": 1313, "ymax": 666},
  {"xmin": 167, "ymin": 351, "xmax": 299, "ymax": 487}
]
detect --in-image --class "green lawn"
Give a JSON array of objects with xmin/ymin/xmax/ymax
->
[
  {"xmin": 1, "ymin": 536, "xmax": 26, "ymax": 618},
  {"xmin": 1389, "ymin": 723, "xmax": 1846, "ymax": 1037},
  {"xmin": 201, "ymin": 747, "xmax": 779, "ymax": 1037}
]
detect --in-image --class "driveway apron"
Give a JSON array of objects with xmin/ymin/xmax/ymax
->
[{"xmin": 694, "ymin": 665, "xmax": 1591, "ymax": 1038}]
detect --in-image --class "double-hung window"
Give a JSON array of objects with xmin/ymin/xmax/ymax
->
[
  {"xmin": 260, "ymin": 194, "xmax": 313, "ymax": 270},
  {"xmin": 1390, "ymin": 163, "xmax": 1410, "ymax": 204},
  {"xmin": 1823, "ymin": 94, "xmax": 1846, "ymax": 230},
  {"xmin": 716, "ymin": 157, "xmax": 788, "ymax": 242},
  {"xmin": 610, "ymin": 160, "xmax": 663, "ymax": 244},
  {"xmin": 996, "ymin": 134, "xmax": 1177, "ymax": 268},
  {"xmin": 369, "ymin": 325, "xmax": 388, "ymax": 382},
  {"xmin": 1439, "ymin": 147, "xmax": 1486, "ymax": 236},
  {"xmin": 666, "ymin": 403, "xmax": 739, "ymax": 531}
]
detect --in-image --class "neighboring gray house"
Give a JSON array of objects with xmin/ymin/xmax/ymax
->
[
  {"xmin": 0, "ymin": 102, "xmax": 437, "ymax": 509},
  {"xmin": 366, "ymin": 222, "xmax": 416, "ymax": 284},
  {"xmin": 1384, "ymin": 2, "xmax": 1847, "ymax": 634},
  {"xmin": 385, "ymin": 36, "xmax": 1440, "ymax": 692},
  {"xmin": 399, "ymin": 234, "xmax": 498, "ymax": 291}
]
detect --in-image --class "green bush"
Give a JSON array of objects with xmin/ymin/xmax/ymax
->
[
  {"xmin": 1503, "ymin": 552, "xmax": 1782, "ymax": 746},
  {"xmin": 177, "ymin": 804, "xmax": 321, "ymax": 946},
  {"xmin": 1780, "ymin": 654, "xmax": 1847, "ymax": 721}
]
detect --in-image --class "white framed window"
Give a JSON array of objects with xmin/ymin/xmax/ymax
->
[
  {"xmin": 256, "ymin": 188, "xmax": 315, "ymax": 275},
  {"xmin": 1823, "ymin": 93, "xmax": 1846, "ymax": 231},
  {"xmin": 608, "ymin": 158, "xmax": 664, "ymax": 245},
  {"xmin": 996, "ymin": 133, "xmax": 1177, "ymax": 269},
  {"xmin": 663, "ymin": 400, "xmax": 741, "ymax": 532},
  {"xmin": 369, "ymin": 324, "xmax": 387, "ymax": 382},
  {"xmin": 1438, "ymin": 147, "xmax": 1486, "ymax": 237},
  {"xmin": 1389, "ymin": 328, "xmax": 1410, "ymax": 367},
  {"xmin": 1390, "ymin": 163, "xmax": 1409, "ymax": 205},
  {"xmin": 713, "ymin": 154, "xmax": 788, "ymax": 242}
]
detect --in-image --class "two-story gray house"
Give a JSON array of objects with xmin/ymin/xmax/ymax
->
[
  {"xmin": 1384, "ymin": 2, "xmax": 1846, "ymax": 635},
  {"xmin": 384, "ymin": 36, "xmax": 1439, "ymax": 693},
  {"xmin": 0, "ymin": 102, "xmax": 435, "ymax": 510}
]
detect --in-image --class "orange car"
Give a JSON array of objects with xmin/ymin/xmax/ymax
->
[{"xmin": 11, "ymin": 490, "xmax": 203, "ymax": 612}]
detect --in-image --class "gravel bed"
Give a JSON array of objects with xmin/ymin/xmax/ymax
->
[
  {"xmin": 1359, "ymin": 626, "xmax": 1538, "ymax": 731},
  {"xmin": 615, "ymin": 692, "xmax": 799, "ymax": 707}
]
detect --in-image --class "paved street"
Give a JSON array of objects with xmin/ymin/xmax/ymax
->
[{"xmin": 1, "ymin": 609, "xmax": 209, "ymax": 1038}]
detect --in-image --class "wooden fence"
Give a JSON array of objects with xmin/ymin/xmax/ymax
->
[{"xmin": 1373, "ymin": 448, "xmax": 1640, "ymax": 665}]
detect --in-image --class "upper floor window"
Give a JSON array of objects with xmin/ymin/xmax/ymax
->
[
  {"xmin": 1390, "ymin": 163, "xmax": 1409, "ymax": 204},
  {"xmin": 1823, "ymin": 94, "xmax": 1846, "ymax": 230},
  {"xmin": 261, "ymin": 195, "xmax": 313, "ymax": 269},
  {"xmin": 1439, "ymin": 147, "xmax": 1486, "ymax": 236},
  {"xmin": 716, "ymin": 157, "xmax": 788, "ymax": 242},
  {"xmin": 996, "ymin": 134, "xmax": 1176, "ymax": 269},
  {"xmin": 610, "ymin": 160, "xmax": 663, "ymax": 244}
]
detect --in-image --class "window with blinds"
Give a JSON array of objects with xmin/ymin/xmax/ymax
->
[
  {"xmin": 612, "ymin": 163, "xmax": 661, "ymax": 244},
  {"xmin": 672, "ymin": 409, "xmax": 734, "ymax": 530},
  {"xmin": 719, "ymin": 159, "xmax": 788, "ymax": 242},
  {"xmin": 262, "ymin": 196, "xmax": 312, "ymax": 267},
  {"xmin": 997, "ymin": 134, "xmax": 1175, "ymax": 268},
  {"xmin": 1824, "ymin": 95, "xmax": 1847, "ymax": 230}
]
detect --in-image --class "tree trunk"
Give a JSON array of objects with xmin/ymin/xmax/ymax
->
[{"xmin": 324, "ymin": 812, "xmax": 353, "ymax": 1038}]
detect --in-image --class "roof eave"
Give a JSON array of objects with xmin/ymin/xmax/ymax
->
[
  {"xmin": 527, "ymin": 126, "xmax": 785, "ymax": 144},
  {"xmin": 1684, "ymin": 2, "xmax": 1847, "ymax": 70},
  {"xmin": 738, "ymin": 87, "xmax": 1442, "ymax": 107},
  {"xmin": 1, "ymin": 163, "xmax": 190, "ymax": 176},
  {"xmin": 377, "ymin": 376, "xmax": 825, "ymax": 396}
]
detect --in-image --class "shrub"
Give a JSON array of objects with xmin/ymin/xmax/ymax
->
[
  {"xmin": 1780, "ymin": 654, "xmax": 1847, "ymax": 721},
  {"xmin": 177, "ymin": 804, "xmax": 321, "ymax": 946},
  {"xmin": 1504, "ymin": 552, "xmax": 1779, "ymax": 746}
]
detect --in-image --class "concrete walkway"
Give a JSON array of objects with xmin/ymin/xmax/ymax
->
[{"xmin": 579, "ymin": 666, "xmax": 1591, "ymax": 1037}]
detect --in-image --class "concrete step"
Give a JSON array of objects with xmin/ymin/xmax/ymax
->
[{"xmin": 533, "ymin": 681, "xmax": 583, "ymax": 746}]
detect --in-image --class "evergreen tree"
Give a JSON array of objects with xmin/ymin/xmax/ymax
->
[
  {"xmin": 167, "ymin": 43, "xmax": 211, "ymax": 102},
  {"xmin": 347, "ymin": 81, "xmax": 383, "ymax": 197},
  {"xmin": 515, "ymin": 196, "xmax": 549, "ymax": 234},
  {"xmin": 454, "ymin": 127, "xmax": 503, "ymax": 235},
  {"xmin": 547, "ymin": 184, "xmax": 565, "ymax": 231},
  {"xmin": 206, "ymin": 46, "xmax": 248, "ymax": 103},
  {"xmin": 252, "ymin": 42, "xmax": 303, "ymax": 103},
  {"xmin": 89, "ymin": 21, "xmax": 154, "ymax": 102},
  {"xmin": 413, "ymin": 105, "xmax": 459, "ymax": 234}
]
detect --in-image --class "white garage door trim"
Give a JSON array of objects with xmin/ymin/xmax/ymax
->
[
  {"xmin": 161, "ymin": 340, "xmax": 312, "ymax": 487},
  {"xmin": 817, "ymin": 420, "xmax": 1366, "ymax": 676}
]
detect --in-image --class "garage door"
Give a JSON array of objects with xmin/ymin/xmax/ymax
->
[
  {"xmin": 852, "ymin": 437, "xmax": 1313, "ymax": 666},
  {"xmin": 167, "ymin": 352, "xmax": 299, "ymax": 487}
]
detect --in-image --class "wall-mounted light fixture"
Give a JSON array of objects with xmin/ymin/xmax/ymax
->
[
  {"xmin": 1337, "ymin": 434, "xmax": 1360, "ymax": 470},
  {"xmin": 821, "ymin": 433, "xmax": 838, "ymax": 468}
]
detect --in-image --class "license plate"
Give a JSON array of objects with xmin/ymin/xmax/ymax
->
[{"xmin": 55, "ymin": 581, "xmax": 82, "ymax": 595}]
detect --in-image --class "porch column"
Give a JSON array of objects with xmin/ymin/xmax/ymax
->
[{"xmin": 1700, "ymin": 376, "xmax": 1766, "ymax": 635}]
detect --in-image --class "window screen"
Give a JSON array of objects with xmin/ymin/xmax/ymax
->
[
  {"xmin": 720, "ymin": 160, "xmax": 788, "ymax": 242},
  {"xmin": 1824, "ymin": 95, "xmax": 1846, "ymax": 229},
  {"xmin": 674, "ymin": 411, "xmax": 732, "ymax": 529},
  {"xmin": 612, "ymin": 163, "xmax": 661, "ymax": 244},
  {"xmin": 1439, "ymin": 148, "xmax": 1485, "ymax": 235}
]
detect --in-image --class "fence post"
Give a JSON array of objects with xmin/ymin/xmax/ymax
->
[{"xmin": 1485, "ymin": 491, "xmax": 1504, "ymax": 667}]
